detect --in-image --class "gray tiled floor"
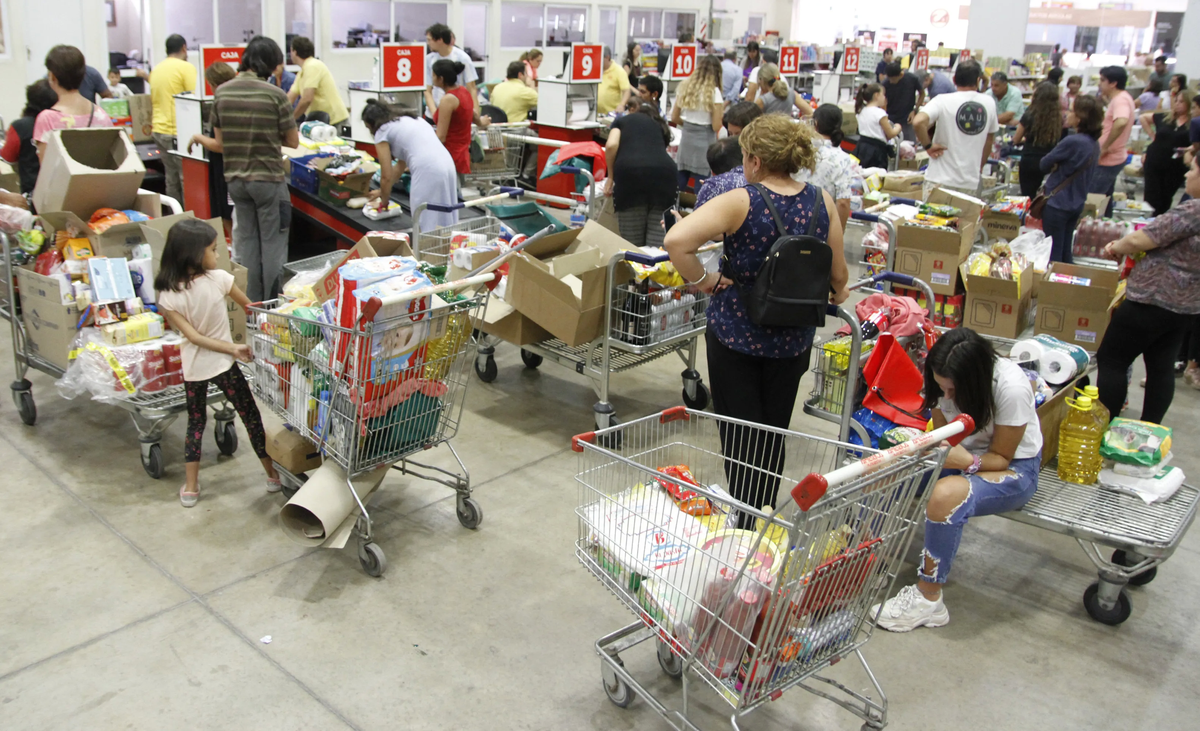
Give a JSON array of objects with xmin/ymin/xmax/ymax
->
[{"xmin": 2, "ymin": 293, "xmax": 1198, "ymax": 730}]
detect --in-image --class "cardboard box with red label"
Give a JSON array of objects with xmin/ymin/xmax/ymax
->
[
  {"xmin": 959, "ymin": 260, "xmax": 1034, "ymax": 339},
  {"xmin": 893, "ymin": 189, "xmax": 984, "ymax": 297},
  {"xmin": 1034, "ymin": 262, "xmax": 1123, "ymax": 349}
]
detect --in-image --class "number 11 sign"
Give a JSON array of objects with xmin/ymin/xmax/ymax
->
[
  {"xmin": 380, "ymin": 43, "xmax": 427, "ymax": 91},
  {"xmin": 569, "ymin": 43, "xmax": 603, "ymax": 82}
]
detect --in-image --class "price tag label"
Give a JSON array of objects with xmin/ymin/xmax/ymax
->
[
  {"xmin": 780, "ymin": 45, "xmax": 801, "ymax": 76},
  {"xmin": 571, "ymin": 44, "xmax": 603, "ymax": 82},
  {"xmin": 200, "ymin": 45, "xmax": 246, "ymax": 98},
  {"xmin": 670, "ymin": 45, "xmax": 697, "ymax": 79},
  {"xmin": 842, "ymin": 47, "xmax": 860, "ymax": 74},
  {"xmin": 381, "ymin": 43, "xmax": 427, "ymax": 90}
]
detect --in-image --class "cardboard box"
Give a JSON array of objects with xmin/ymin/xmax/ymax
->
[
  {"xmin": 960, "ymin": 261, "xmax": 1034, "ymax": 338},
  {"xmin": 33, "ymin": 128, "xmax": 147, "ymax": 219},
  {"xmin": 881, "ymin": 171, "xmax": 925, "ymax": 194},
  {"xmin": 982, "ymin": 210, "xmax": 1022, "ymax": 241},
  {"xmin": 897, "ymin": 151, "xmax": 930, "ymax": 172},
  {"xmin": 0, "ymin": 161, "xmax": 18, "ymax": 192},
  {"xmin": 893, "ymin": 189, "xmax": 984, "ymax": 296},
  {"xmin": 838, "ymin": 101, "xmax": 858, "ymax": 138},
  {"xmin": 266, "ymin": 424, "xmax": 323, "ymax": 474},
  {"xmin": 312, "ymin": 234, "xmax": 414, "ymax": 303},
  {"xmin": 228, "ymin": 263, "xmax": 249, "ymax": 345},
  {"xmin": 478, "ymin": 295, "xmax": 553, "ymax": 346},
  {"xmin": 128, "ymin": 95, "xmax": 154, "ymax": 142},
  {"xmin": 506, "ymin": 221, "xmax": 636, "ymax": 346},
  {"xmin": 286, "ymin": 150, "xmax": 377, "ymax": 197},
  {"xmin": 15, "ymin": 267, "xmax": 81, "ymax": 371},
  {"xmin": 1082, "ymin": 194, "xmax": 1109, "ymax": 219},
  {"xmin": 1035, "ymin": 262, "xmax": 1123, "ymax": 349},
  {"xmin": 41, "ymin": 202, "xmax": 208, "ymax": 268}
]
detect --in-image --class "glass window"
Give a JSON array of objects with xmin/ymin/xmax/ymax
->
[
  {"xmin": 600, "ymin": 7, "xmax": 619, "ymax": 55},
  {"xmin": 165, "ymin": 0, "xmax": 215, "ymax": 47},
  {"xmin": 501, "ymin": 3, "xmax": 544, "ymax": 49},
  {"xmin": 217, "ymin": 0, "xmax": 262, "ymax": 44},
  {"xmin": 545, "ymin": 6, "xmax": 586, "ymax": 47},
  {"xmin": 747, "ymin": 14, "xmax": 764, "ymax": 38},
  {"xmin": 627, "ymin": 9, "xmax": 660, "ymax": 42},
  {"xmin": 663, "ymin": 12, "xmax": 695, "ymax": 42},
  {"xmin": 285, "ymin": 0, "xmax": 315, "ymax": 43},
  {"xmin": 393, "ymin": 2, "xmax": 446, "ymax": 43},
  {"xmin": 330, "ymin": 0, "xmax": 390, "ymax": 47},
  {"xmin": 463, "ymin": 3, "xmax": 489, "ymax": 62}
]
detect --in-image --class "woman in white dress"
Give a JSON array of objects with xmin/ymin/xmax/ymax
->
[{"xmin": 361, "ymin": 99, "xmax": 459, "ymax": 232}]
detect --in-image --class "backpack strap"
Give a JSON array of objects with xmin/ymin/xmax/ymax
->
[{"xmin": 753, "ymin": 183, "xmax": 826, "ymax": 240}]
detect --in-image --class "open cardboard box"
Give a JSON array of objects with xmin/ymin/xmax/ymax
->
[
  {"xmin": 893, "ymin": 188, "xmax": 984, "ymax": 296},
  {"xmin": 506, "ymin": 222, "xmax": 638, "ymax": 346},
  {"xmin": 1035, "ymin": 262, "xmax": 1123, "ymax": 349},
  {"xmin": 33, "ymin": 128, "xmax": 147, "ymax": 218},
  {"xmin": 267, "ymin": 423, "xmax": 323, "ymax": 474},
  {"xmin": 881, "ymin": 171, "xmax": 925, "ymax": 194},
  {"xmin": 478, "ymin": 294, "xmax": 553, "ymax": 346},
  {"xmin": 960, "ymin": 260, "xmax": 1033, "ymax": 339},
  {"xmin": 40, "ymin": 194, "xmax": 194, "ymax": 265}
]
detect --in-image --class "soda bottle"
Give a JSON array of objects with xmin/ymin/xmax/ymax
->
[
  {"xmin": 1057, "ymin": 396, "xmax": 1103, "ymax": 484},
  {"xmin": 860, "ymin": 307, "xmax": 891, "ymax": 340}
]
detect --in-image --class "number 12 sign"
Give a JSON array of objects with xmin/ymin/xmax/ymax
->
[
  {"xmin": 669, "ymin": 44, "xmax": 697, "ymax": 79},
  {"xmin": 779, "ymin": 45, "xmax": 801, "ymax": 76},
  {"xmin": 570, "ymin": 44, "xmax": 603, "ymax": 82},
  {"xmin": 381, "ymin": 43, "xmax": 427, "ymax": 91},
  {"xmin": 842, "ymin": 47, "xmax": 861, "ymax": 74}
]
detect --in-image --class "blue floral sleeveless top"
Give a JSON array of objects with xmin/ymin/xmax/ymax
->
[{"xmin": 708, "ymin": 184, "xmax": 829, "ymax": 358}]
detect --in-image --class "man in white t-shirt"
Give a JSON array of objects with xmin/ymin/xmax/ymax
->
[
  {"xmin": 424, "ymin": 23, "xmax": 480, "ymax": 121},
  {"xmin": 912, "ymin": 60, "xmax": 998, "ymax": 198}
]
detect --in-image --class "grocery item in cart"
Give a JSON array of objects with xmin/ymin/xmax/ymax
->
[
  {"xmin": 582, "ymin": 484, "xmax": 709, "ymax": 577},
  {"xmin": 1100, "ymin": 419, "xmax": 1172, "ymax": 467},
  {"xmin": 655, "ymin": 465, "xmax": 713, "ymax": 516},
  {"xmin": 335, "ymin": 256, "xmax": 420, "ymax": 327},
  {"xmin": 1009, "ymin": 334, "xmax": 1088, "ymax": 386},
  {"xmin": 1058, "ymin": 396, "xmax": 1104, "ymax": 484},
  {"xmin": 101, "ymin": 312, "xmax": 164, "ymax": 346}
]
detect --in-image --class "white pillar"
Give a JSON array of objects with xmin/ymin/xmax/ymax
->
[
  {"xmin": 964, "ymin": 0, "xmax": 1028, "ymax": 59},
  {"xmin": 1174, "ymin": 0, "xmax": 1200, "ymax": 78}
]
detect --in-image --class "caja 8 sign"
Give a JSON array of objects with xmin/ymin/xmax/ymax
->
[
  {"xmin": 381, "ymin": 43, "xmax": 427, "ymax": 90},
  {"xmin": 670, "ymin": 45, "xmax": 697, "ymax": 78},
  {"xmin": 571, "ymin": 44, "xmax": 603, "ymax": 81}
]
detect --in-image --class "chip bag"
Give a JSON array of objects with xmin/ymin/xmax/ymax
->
[{"xmin": 655, "ymin": 465, "xmax": 713, "ymax": 516}]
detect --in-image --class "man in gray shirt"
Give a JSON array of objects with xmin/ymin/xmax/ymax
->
[
  {"xmin": 920, "ymin": 70, "xmax": 956, "ymax": 99},
  {"xmin": 721, "ymin": 50, "xmax": 742, "ymax": 104}
]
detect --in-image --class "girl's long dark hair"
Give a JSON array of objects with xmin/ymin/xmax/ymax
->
[
  {"xmin": 1027, "ymin": 82, "xmax": 1063, "ymax": 149},
  {"xmin": 921, "ymin": 328, "xmax": 996, "ymax": 435},
  {"xmin": 855, "ymin": 83, "xmax": 882, "ymax": 114},
  {"xmin": 155, "ymin": 219, "xmax": 218, "ymax": 293},
  {"xmin": 361, "ymin": 98, "xmax": 417, "ymax": 135}
]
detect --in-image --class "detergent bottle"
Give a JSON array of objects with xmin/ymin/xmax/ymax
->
[{"xmin": 1057, "ymin": 396, "xmax": 1103, "ymax": 484}]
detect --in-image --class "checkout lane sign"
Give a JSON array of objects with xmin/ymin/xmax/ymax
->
[
  {"xmin": 668, "ymin": 44, "xmax": 697, "ymax": 79},
  {"xmin": 779, "ymin": 45, "xmax": 801, "ymax": 77},
  {"xmin": 914, "ymin": 48, "xmax": 930, "ymax": 71},
  {"xmin": 842, "ymin": 47, "xmax": 861, "ymax": 74},
  {"xmin": 570, "ymin": 44, "xmax": 603, "ymax": 82},
  {"xmin": 381, "ymin": 43, "xmax": 427, "ymax": 91},
  {"xmin": 199, "ymin": 45, "xmax": 246, "ymax": 98}
]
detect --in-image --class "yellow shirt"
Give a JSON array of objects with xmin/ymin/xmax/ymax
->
[
  {"xmin": 295, "ymin": 57, "xmax": 349, "ymax": 125},
  {"xmin": 597, "ymin": 63, "xmax": 631, "ymax": 115},
  {"xmin": 490, "ymin": 79, "xmax": 539, "ymax": 123},
  {"xmin": 150, "ymin": 56, "xmax": 197, "ymax": 135}
]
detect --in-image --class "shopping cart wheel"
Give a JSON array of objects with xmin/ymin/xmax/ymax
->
[
  {"xmin": 215, "ymin": 421, "xmax": 238, "ymax": 456},
  {"xmin": 682, "ymin": 381, "xmax": 709, "ymax": 411},
  {"xmin": 456, "ymin": 497, "xmax": 483, "ymax": 529},
  {"xmin": 358, "ymin": 542, "xmax": 386, "ymax": 577},
  {"xmin": 656, "ymin": 640, "xmax": 683, "ymax": 679},
  {"xmin": 1112, "ymin": 550, "xmax": 1157, "ymax": 586},
  {"xmin": 597, "ymin": 418, "xmax": 622, "ymax": 450},
  {"xmin": 520, "ymin": 349, "xmax": 543, "ymax": 369},
  {"xmin": 142, "ymin": 444, "xmax": 164, "ymax": 480},
  {"xmin": 14, "ymin": 389, "xmax": 36, "ymax": 426},
  {"xmin": 1083, "ymin": 581, "xmax": 1132, "ymax": 625},
  {"xmin": 601, "ymin": 659, "xmax": 632, "ymax": 708},
  {"xmin": 475, "ymin": 355, "xmax": 498, "ymax": 383}
]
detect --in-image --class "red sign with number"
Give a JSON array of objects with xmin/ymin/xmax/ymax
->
[
  {"xmin": 958, "ymin": 48, "xmax": 971, "ymax": 65},
  {"xmin": 669, "ymin": 45, "xmax": 697, "ymax": 79},
  {"xmin": 380, "ymin": 43, "xmax": 426, "ymax": 90},
  {"xmin": 200, "ymin": 45, "xmax": 246, "ymax": 97},
  {"xmin": 570, "ymin": 44, "xmax": 603, "ymax": 82},
  {"xmin": 842, "ymin": 47, "xmax": 860, "ymax": 74},
  {"xmin": 779, "ymin": 45, "xmax": 801, "ymax": 76},
  {"xmin": 914, "ymin": 48, "xmax": 930, "ymax": 71}
]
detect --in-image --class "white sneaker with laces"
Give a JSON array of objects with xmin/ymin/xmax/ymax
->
[{"xmin": 870, "ymin": 585, "xmax": 949, "ymax": 632}]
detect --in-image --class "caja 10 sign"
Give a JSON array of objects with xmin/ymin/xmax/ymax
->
[
  {"xmin": 669, "ymin": 44, "xmax": 697, "ymax": 79},
  {"xmin": 381, "ymin": 43, "xmax": 427, "ymax": 90}
]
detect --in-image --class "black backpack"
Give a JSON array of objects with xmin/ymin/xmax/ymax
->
[{"xmin": 726, "ymin": 184, "xmax": 832, "ymax": 328}]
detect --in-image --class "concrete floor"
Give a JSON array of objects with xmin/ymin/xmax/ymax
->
[{"xmin": 3, "ymin": 281, "xmax": 1200, "ymax": 731}]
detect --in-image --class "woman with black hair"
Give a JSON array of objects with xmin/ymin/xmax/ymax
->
[
  {"xmin": 872, "ymin": 328, "xmax": 1042, "ymax": 632},
  {"xmin": 1139, "ymin": 92, "xmax": 1193, "ymax": 216},
  {"xmin": 432, "ymin": 59, "xmax": 484, "ymax": 178},
  {"xmin": 604, "ymin": 101, "xmax": 677, "ymax": 246},
  {"xmin": 742, "ymin": 41, "xmax": 761, "ymax": 78},
  {"xmin": 622, "ymin": 42, "xmax": 642, "ymax": 89},
  {"xmin": 1, "ymin": 80, "xmax": 57, "ymax": 194},
  {"xmin": 1013, "ymin": 82, "xmax": 1063, "ymax": 197},
  {"xmin": 361, "ymin": 99, "xmax": 459, "ymax": 232},
  {"xmin": 793, "ymin": 103, "xmax": 854, "ymax": 227}
]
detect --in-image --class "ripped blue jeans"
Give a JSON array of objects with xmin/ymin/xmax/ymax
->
[{"xmin": 920, "ymin": 454, "xmax": 1041, "ymax": 584}]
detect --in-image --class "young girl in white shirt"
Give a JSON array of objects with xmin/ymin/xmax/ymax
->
[
  {"xmin": 155, "ymin": 219, "xmax": 280, "ymax": 507},
  {"xmin": 854, "ymin": 83, "xmax": 900, "ymax": 170}
]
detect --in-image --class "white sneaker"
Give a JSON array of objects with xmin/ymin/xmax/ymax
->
[
  {"xmin": 870, "ymin": 585, "xmax": 949, "ymax": 632},
  {"xmin": 266, "ymin": 477, "xmax": 283, "ymax": 494}
]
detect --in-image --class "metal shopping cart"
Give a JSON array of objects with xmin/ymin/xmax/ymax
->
[
  {"xmin": 462, "ymin": 124, "xmax": 535, "ymax": 191},
  {"xmin": 978, "ymin": 159, "xmax": 1014, "ymax": 203},
  {"xmin": 0, "ymin": 198, "xmax": 243, "ymax": 479},
  {"xmin": 844, "ymin": 204, "xmax": 916, "ymax": 291},
  {"xmin": 248, "ymin": 268, "xmax": 493, "ymax": 576},
  {"xmin": 573, "ymin": 405, "xmax": 974, "ymax": 730}
]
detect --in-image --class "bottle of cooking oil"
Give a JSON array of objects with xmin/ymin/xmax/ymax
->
[
  {"xmin": 1058, "ymin": 396, "xmax": 1103, "ymax": 484},
  {"xmin": 1078, "ymin": 385, "xmax": 1111, "ymax": 429}
]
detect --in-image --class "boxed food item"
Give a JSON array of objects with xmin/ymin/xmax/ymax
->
[
  {"xmin": 959, "ymin": 259, "xmax": 1034, "ymax": 338},
  {"xmin": 127, "ymin": 95, "xmax": 154, "ymax": 142},
  {"xmin": 893, "ymin": 189, "xmax": 984, "ymax": 296},
  {"xmin": 1035, "ymin": 262, "xmax": 1123, "ymax": 348},
  {"xmin": 33, "ymin": 128, "xmax": 147, "ymax": 219},
  {"xmin": 881, "ymin": 171, "xmax": 925, "ymax": 194},
  {"xmin": 101, "ymin": 312, "xmax": 164, "ymax": 346}
]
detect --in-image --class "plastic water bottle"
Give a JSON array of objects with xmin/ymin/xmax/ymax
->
[
  {"xmin": 570, "ymin": 203, "xmax": 587, "ymax": 229},
  {"xmin": 1079, "ymin": 385, "xmax": 1111, "ymax": 429},
  {"xmin": 1057, "ymin": 396, "xmax": 1103, "ymax": 484}
]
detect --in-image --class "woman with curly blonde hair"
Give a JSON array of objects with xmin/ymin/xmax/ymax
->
[
  {"xmin": 671, "ymin": 53, "xmax": 725, "ymax": 191},
  {"xmin": 664, "ymin": 114, "xmax": 850, "ymax": 517}
]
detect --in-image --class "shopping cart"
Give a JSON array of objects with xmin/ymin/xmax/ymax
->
[
  {"xmin": 978, "ymin": 159, "xmax": 1013, "ymax": 203},
  {"xmin": 573, "ymin": 405, "xmax": 973, "ymax": 730},
  {"xmin": 0, "ymin": 197, "xmax": 243, "ymax": 479},
  {"xmin": 844, "ymin": 203, "xmax": 916, "ymax": 291},
  {"xmin": 248, "ymin": 268, "xmax": 493, "ymax": 576},
  {"xmin": 462, "ymin": 124, "xmax": 534, "ymax": 190}
]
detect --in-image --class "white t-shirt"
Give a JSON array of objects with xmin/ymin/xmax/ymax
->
[
  {"xmin": 425, "ymin": 47, "xmax": 479, "ymax": 114},
  {"xmin": 938, "ymin": 358, "xmax": 1044, "ymax": 460},
  {"xmin": 857, "ymin": 106, "xmax": 888, "ymax": 141},
  {"xmin": 675, "ymin": 87, "xmax": 724, "ymax": 126},
  {"xmin": 921, "ymin": 90, "xmax": 999, "ymax": 189},
  {"xmin": 156, "ymin": 270, "xmax": 236, "ymax": 383}
]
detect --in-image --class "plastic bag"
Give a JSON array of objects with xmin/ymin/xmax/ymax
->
[
  {"xmin": 56, "ymin": 329, "xmax": 172, "ymax": 404},
  {"xmin": 283, "ymin": 262, "xmax": 333, "ymax": 301},
  {"xmin": 0, "ymin": 203, "xmax": 34, "ymax": 233},
  {"xmin": 1009, "ymin": 230, "xmax": 1051, "ymax": 271}
]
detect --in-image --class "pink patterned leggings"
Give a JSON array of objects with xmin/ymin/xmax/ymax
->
[{"xmin": 184, "ymin": 366, "xmax": 268, "ymax": 463}]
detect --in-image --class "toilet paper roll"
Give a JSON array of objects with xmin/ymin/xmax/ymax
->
[
  {"xmin": 279, "ymin": 461, "xmax": 392, "ymax": 548},
  {"xmin": 1009, "ymin": 339, "xmax": 1043, "ymax": 372},
  {"xmin": 1013, "ymin": 335, "xmax": 1087, "ymax": 386}
]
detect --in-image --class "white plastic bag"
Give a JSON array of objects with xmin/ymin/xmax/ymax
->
[
  {"xmin": 0, "ymin": 202, "xmax": 34, "ymax": 233},
  {"xmin": 1009, "ymin": 230, "xmax": 1052, "ymax": 271}
]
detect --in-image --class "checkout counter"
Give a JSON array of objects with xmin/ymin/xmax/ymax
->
[{"xmin": 532, "ymin": 43, "xmax": 603, "ymax": 201}]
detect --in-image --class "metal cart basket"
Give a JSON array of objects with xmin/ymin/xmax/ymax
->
[{"xmin": 573, "ymin": 406, "xmax": 972, "ymax": 730}]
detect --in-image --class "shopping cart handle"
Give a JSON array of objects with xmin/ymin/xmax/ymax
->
[
  {"xmin": 558, "ymin": 166, "xmax": 585, "ymax": 175},
  {"xmin": 426, "ymin": 187, "xmax": 524, "ymax": 212},
  {"xmin": 790, "ymin": 414, "xmax": 975, "ymax": 511},
  {"xmin": 850, "ymin": 211, "xmax": 880, "ymax": 223},
  {"xmin": 623, "ymin": 250, "xmax": 671, "ymax": 266},
  {"xmin": 425, "ymin": 202, "xmax": 466, "ymax": 213},
  {"xmin": 869, "ymin": 271, "xmax": 916, "ymax": 287},
  {"xmin": 891, "ymin": 197, "xmax": 918, "ymax": 206}
]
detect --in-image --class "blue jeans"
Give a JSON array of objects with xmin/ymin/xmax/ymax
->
[
  {"xmin": 1088, "ymin": 163, "xmax": 1124, "ymax": 217},
  {"xmin": 919, "ymin": 454, "xmax": 1041, "ymax": 584},
  {"xmin": 1040, "ymin": 204, "xmax": 1079, "ymax": 264}
]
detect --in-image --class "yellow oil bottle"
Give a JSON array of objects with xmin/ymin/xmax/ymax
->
[{"xmin": 1057, "ymin": 396, "xmax": 1103, "ymax": 484}]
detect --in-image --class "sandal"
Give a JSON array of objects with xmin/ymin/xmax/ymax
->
[{"xmin": 180, "ymin": 484, "xmax": 200, "ymax": 508}]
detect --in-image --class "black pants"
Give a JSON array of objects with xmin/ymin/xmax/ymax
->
[
  {"xmin": 1040, "ymin": 204, "xmax": 1079, "ymax": 264},
  {"xmin": 1019, "ymin": 153, "xmax": 1046, "ymax": 198},
  {"xmin": 1097, "ymin": 300, "xmax": 1192, "ymax": 425},
  {"xmin": 706, "ymin": 331, "xmax": 810, "ymax": 513},
  {"xmin": 1143, "ymin": 158, "xmax": 1187, "ymax": 217},
  {"xmin": 855, "ymin": 137, "xmax": 890, "ymax": 171}
]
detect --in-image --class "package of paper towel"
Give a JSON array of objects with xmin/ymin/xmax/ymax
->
[{"xmin": 1009, "ymin": 334, "xmax": 1090, "ymax": 386}]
